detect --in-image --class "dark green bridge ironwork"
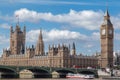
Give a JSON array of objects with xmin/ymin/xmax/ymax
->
[{"xmin": 0, "ymin": 65, "xmax": 98, "ymax": 78}]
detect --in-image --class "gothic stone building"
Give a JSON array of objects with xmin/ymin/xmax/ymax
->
[
  {"xmin": 0, "ymin": 9, "xmax": 113, "ymax": 69},
  {"xmin": 0, "ymin": 24, "xmax": 98, "ymax": 68}
]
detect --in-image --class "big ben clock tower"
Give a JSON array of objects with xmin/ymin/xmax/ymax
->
[{"xmin": 100, "ymin": 9, "xmax": 114, "ymax": 68}]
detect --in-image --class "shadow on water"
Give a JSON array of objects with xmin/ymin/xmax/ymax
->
[
  {"xmin": 34, "ymin": 73, "xmax": 51, "ymax": 78},
  {"xmin": 0, "ymin": 67, "xmax": 19, "ymax": 79},
  {"xmin": 1, "ymin": 73, "xmax": 18, "ymax": 79},
  {"xmin": 28, "ymin": 69, "xmax": 51, "ymax": 78}
]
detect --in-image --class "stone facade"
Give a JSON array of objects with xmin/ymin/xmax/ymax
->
[
  {"xmin": 10, "ymin": 25, "xmax": 26, "ymax": 55},
  {"xmin": 0, "ymin": 9, "xmax": 115, "ymax": 69},
  {"xmin": 100, "ymin": 9, "xmax": 114, "ymax": 68},
  {"xmin": 0, "ymin": 24, "xmax": 98, "ymax": 68}
]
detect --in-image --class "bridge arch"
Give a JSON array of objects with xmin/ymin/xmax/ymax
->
[
  {"xmin": 55, "ymin": 69, "xmax": 75, "ymax": 78},
  {"xmin": 20, "ymin": 67, "xmax": 51, "ymax": 78},
  {"xmin": 78, "ymin": 69, "xmax": 98, "ymax": 78},
  {"xmin": 0, "ymin": 67, "xmax": 17, "ymax": 78}
]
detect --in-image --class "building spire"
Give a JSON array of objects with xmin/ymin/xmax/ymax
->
[
  {"xmin": 10, "ymin": 26, "xmax": 13, "ymax": 33},
  {"xmin": 104, "ymin": 8, "xmax": 110, "ymax": 19},
  {"xmin": 20, "ymin": 43, "xmax": 24, "ymax": 54},
  {"xmin": 72, "ymin": 42, "xmax": 76, "ymax": 55},
  {"xmin": 39, "ymin": 29, "xmax": 43, "ymax": 41},
  {"xmin": 72, "ymin": 42, "xmax": 75, "ymax": 50},
  {"xmin": 105, "ymin": 0, "xmax": 109, "ymax": 17},
  {"xmin": 102, "ymin": 8, "xmax": 112, "ymax": 25},
  {"xmin": 35, "ymin": 28, "xmax": 44, "ymax": 55}
]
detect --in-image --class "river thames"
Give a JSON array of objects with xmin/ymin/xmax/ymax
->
[
  {"xmin": 0, "ymin": 78, "xmax": 101, "ymax": 80},
  {"xmin": 0, "ymin": 78, "xmax": 109, "ymax": 80},
  {"xmin": 1, "ymin": 77, "xmax": 120, "ymax": 80}
]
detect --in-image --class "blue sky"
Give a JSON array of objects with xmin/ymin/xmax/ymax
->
[{"xmin": 0, "ymin": 0, "xmax": 120, "ymax": 55}]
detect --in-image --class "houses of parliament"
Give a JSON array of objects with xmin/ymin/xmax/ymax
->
[{"xmin": 0, "ymin": 9, "xmax": 114, "ymax": 69}]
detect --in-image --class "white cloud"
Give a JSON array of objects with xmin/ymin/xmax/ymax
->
[
  {"xmin": 115, "ymin": 33, "xmax": 120, "ymax": 40},
  {"xmin": 14, "ymin": 8, "xmax": 52, "ymax": 23},
  {"xmin": 14, "ymin": 8, "xmax": 104, "ymax": 30},
  {"xmin": 83, "ymin": 32, "xmax": 100, "ymax": 48},
  {"xmin": 0, "ymin": 35, "xmax": 9, "ymax": 44},
  {"xmin": 26, "ymin": 29, "xmax": 101, "ymax": 51},
  {"xmin": 26, "ymin": 29, "xmax": 87, "ymax": 43},
  {"xmin": 0, "ymin": 8, "xmax": 118, "ymax": 30},
  {"xmin": 0, "ymin": 23, "xmax": 10, "ymax": 29},
  {"xmin": 44, "ymin": 29, "xmax": 87, "ymax": 41},
  {"xmin": 84, "ymin": 44, "xmax": 94, "ymax": 48},
  {"xmin": 91, "ymin": 32, "xmax": 100, "ymax": 40},
  {"xmin": 88, "ymin": 49, "xmax": 92, "ymax": 53},
  {"xmin": 26, "ymin": 30, "xmax": 39, "ymax": 42},
  {"xmin": 111, "ymin": 16, "xmax": 120, "ymax": 29}
]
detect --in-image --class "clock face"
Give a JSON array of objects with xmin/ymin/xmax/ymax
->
[
  {"xmin": 109, "ymin": 30, "xmax": 112, "ymax": 34},
  {"xmin": 102, "ymin": 29, "xmax": 105, "ymax": 35}
]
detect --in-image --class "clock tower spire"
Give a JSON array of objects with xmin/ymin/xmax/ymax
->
[{"xmin": 100, "ymin": 9, "xmax": 114, "ymax": 68}]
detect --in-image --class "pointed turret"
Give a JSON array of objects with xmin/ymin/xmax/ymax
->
[
  {"xmin": 72, "ymin": 42, "xmax": 76, "ymax": 55},
  {"xmin": 23, "ymin": 25, "xmax": 26, "ymax": 33},
  {"xmin": 72, "ymin": 42, "xmax": 75, "ymax": 50},
  {"xmin": 49, "ymin": 45, "xmax": 50, "ymax": 50},
  {"xmin": 35, "ymin": 29, "xmax": 44, "ymax": 55},
  {"xmin": 102, "ymin": 9, "xmax": 112, "ymax": 25},
  {"xmin": 10, "ymin": 26, "xmax": 13, "ymax": 33},
  {"xmin": 68, "ymin": 44, "xmax": 70, "ymax": 51},
  {"xmin": 20, "ymin": 44, "xmax": 24, "ymax": 54},
  {"xmin": 58, "ymin": 43, "xmax": 60, "ymax": 49},
  {"xmin": 39, "ymin": 29, "xmax": 43, "ymax": 41},
  {"xmin": 104, "ymin": 9, "xmax": 110, "ymax": 19},
  {"xmin": 15, "ymin": 24, "xmax": 20, "ymax": 31}
]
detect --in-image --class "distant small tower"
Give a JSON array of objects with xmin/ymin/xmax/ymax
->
[
  {"xmin": 20, "ymin": 43, "xmax": 25, "ymax": 54},
  {"xmin": 26, "ymin": 45, "xmax": 35, "ymax": 58},
  {"xmin": 10, "ymin": 24, "xmax": 26, "ymax": 55},
  {"xmin": 35, "ymin": 29, "xmax": 45, "ymax": 55},
  {"xmin": 71, "ymin": 42, "xmax": 76, "ymax": 55}
]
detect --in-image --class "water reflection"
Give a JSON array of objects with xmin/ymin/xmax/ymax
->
[
  {"xmin": 1, "ymin": 78, "xmax": 119, "ymax": 80},
  {"xmin": 0, "ymin": 78, "xmax": 98, "ymax": 80}
]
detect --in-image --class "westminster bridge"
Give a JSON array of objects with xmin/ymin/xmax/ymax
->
[{"xmin": 0, "ymin": 65, "xmax": 98, "ymax": 78}]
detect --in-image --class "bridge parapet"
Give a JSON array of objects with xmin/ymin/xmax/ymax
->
[{"xmin": 0, "ymin": 65, "xmax": 98, "ymax": 78}]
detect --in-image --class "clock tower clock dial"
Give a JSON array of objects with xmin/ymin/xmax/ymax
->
[
  {"xmin": 100, "ymin": 9, "xmax": 114, "ymax": 68},
  {"xmin": 102, "ymin": 29, "xmax": 105, "ymax": 35},
  {"xmin": 109, "ymin": 29, "xmax": 112, "ymax": 34}
]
